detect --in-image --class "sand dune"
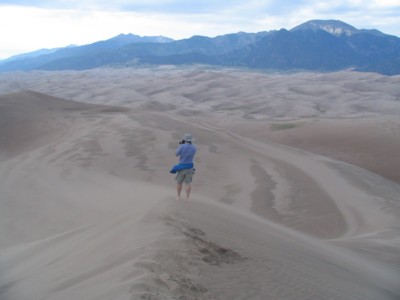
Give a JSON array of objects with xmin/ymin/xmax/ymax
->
[
  {"xmin": 228, "ymin": 117, "xmax": 400, "ymax": 184},
  {"xmin": 0, "ymin": 68, "xmax": 400, "ymax": 299}
]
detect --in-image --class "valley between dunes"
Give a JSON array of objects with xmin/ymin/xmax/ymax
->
[{"xmin": 0, "ymin": 67, "xmax": 399, "ymax": 299}]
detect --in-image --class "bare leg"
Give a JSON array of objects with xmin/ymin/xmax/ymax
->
[
  {"xmin": 185, "ymin": 184, "xmax": 191, "ymax": 199},
  {"xmin": 176, "ymin": 183, "xmax": 183, "ymax": 200}
]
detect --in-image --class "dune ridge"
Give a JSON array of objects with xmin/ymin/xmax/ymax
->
[{"xmin": 0, "ymin": 68, "xmax": 399, "ymax": 299}]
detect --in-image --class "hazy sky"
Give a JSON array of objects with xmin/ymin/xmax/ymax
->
[{"xmin": 1, "ymin": 0, "xmax": 399, "ymax": 59}]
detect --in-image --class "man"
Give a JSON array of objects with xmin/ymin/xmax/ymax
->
[{"xmin": 174, "ymin": 133, "xmax": 196, "ymax": 200}]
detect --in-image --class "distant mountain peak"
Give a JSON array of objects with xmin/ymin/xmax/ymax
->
[
  {"xmin": 291, "ymin": 20, "xmax": 358, "ymax": 36},
  {"xmin": 109, "ymin": 33, "xmax": 174, "ymax": 44}
]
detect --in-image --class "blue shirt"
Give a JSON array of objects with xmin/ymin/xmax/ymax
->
[{"xmin": 176, "ymin": 143, "xmax": 196, "ymax": 164}]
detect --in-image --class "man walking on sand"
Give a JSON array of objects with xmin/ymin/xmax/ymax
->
[{"xmin": 173, "ymin": 134, "xmax": 196, "ymax": 200}]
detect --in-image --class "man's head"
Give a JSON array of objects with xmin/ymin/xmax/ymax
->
[{"xmin": 183, "ymin": 133, "xmax": 194, "ymax": 143}]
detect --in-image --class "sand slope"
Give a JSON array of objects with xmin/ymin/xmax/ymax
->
[{"xmin": 0, "ymin": 69, "xmax": 400, "ymax": 299}]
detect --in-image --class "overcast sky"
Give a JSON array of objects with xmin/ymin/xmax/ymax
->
[{"xmin": 0, "ymin": 0, "xmax": 399, "ymax": 59}]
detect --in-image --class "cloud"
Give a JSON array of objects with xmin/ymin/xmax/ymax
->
[
  {"xmin": 0, "ymin": 0, "xmax": 249, "ymax": 13},
  {"xmin": 0, "ymin": 0, "xmax": 387, "ymax": 14},
  {"xmin": 370, "ymin": 0, "xmax": 400, "ymax": 7}
]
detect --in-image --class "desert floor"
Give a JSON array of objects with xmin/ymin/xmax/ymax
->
[{"xmin": 0, "ymin": 67, "xmax": 399, "ymax": 299}]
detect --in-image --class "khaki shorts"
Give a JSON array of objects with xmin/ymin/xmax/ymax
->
[{"xmin": 176, "ymin": 168, "xmax": 194, "ymax": 184}]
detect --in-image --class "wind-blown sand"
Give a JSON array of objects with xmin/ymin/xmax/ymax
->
[{"xmin": 0, "ymin": 68, "xmax": 399, "ymax": 299}]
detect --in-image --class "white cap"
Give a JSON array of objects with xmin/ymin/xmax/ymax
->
[{"xmin": 183, "ymin": 133, "xmax": 194, "ymax": 142}]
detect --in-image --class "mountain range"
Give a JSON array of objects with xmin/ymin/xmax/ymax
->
[{"xmin": 1, "ymin": 20, "xmax": 399, "ymax": 75}]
